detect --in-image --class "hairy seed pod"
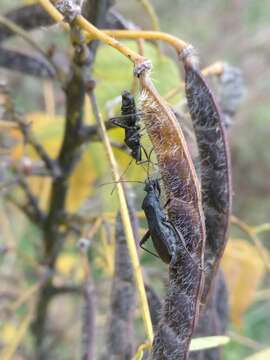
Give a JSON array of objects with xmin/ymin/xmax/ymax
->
[
  {"xmin": 138, "ymin": 70, "xmax": 206, "ymax": 360},
  {"xmin": 184, "ymin": 58, "xmax": 232, "ymax": 306},
  {"xmin": 102, "ymin": 184, "xmax": 138, "ymax": 360}
]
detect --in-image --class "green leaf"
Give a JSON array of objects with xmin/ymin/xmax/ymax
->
[{"xmin": 94, "ymin": 41, "xmax": 181, "ymax": 109}]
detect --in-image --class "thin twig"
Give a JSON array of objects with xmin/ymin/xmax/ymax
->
[
  {"xmin": 5, "ymin": 175, "xmax": 46, "ymax": 227},
  {"xmin": 32, "ymin": 2, "xmax": 112, "ymax": 358},
  {"xmin": 138, "ymin": 0, "xmax": 160, "ymax": 32},
  {"xmin": 38, "ymin": 0, "xmax": 150, "ymax": 66},
  {"xmin": 15, "ymin": 115, "xmax": 61, "ymax": 178}
]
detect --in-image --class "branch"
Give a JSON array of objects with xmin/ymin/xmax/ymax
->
[
  {"xmin": 32, "ymin": 2, "xmax": 113, "ymax": 358},
  {"xmin": 5, "ymin": 173, "xmax": 46, "ymax": 227},
  {"xmin": 43, "ymin": 37, "xmax": 91, "ymax": 265},
  {"xmin": 17, "ymin": 115, "xmax": 61, "ymax": 178},
  {"xmin": 38, "ymin": 0, "xmax": 149, "ymax": 66},
  {"xmin": 6, "ymin": 193, "xmax": 45, "ymax": 228},
  {"xmin": 102, "ymin": 29, "xmax": 190, "ymax": 54},
  {"xmin": 48, "ymin": 284, "xmax": 82, "ymax": 297}
]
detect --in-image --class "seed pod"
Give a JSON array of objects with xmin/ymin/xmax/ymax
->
[
  {"xmin": 138, "ymin": 68, "xmax": 206, "ymax": 360},
  {"xmin": 102, "ymin": 184, "xmax": 138, "ymax": 359},
  {"xmin": 184, "ymin": 57, "xmax": 232, "ymax": 305}
]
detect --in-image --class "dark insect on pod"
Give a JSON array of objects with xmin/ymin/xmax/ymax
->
[
  {"xmin": 184, "ymin": 59, "xmax": 232, "ymax": 304},
  {"xmin": 110, "ymin": 90, "xmax": 144, "ymax": 163},
  {"xmin": 141, "ymin": 178, "xmax": 194, "ymax": 265}
]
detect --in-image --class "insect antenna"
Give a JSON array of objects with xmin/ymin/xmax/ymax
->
[
  {"xmin": 110, "ymin": 158, "xmax": 134, "ymax": 195},
  {"xmin": 98, "ymin": 179, "xmax": 144, "ymax": 191}
]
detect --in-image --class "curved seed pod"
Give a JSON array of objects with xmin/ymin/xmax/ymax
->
[
  {"xmin": 0, "ymin": 48, "xmax": 55, "ymax": 78},
  {"xmin": 103, "ymin": 212, "xmax": 136, "ymax": 359},
  {"xmin": 183, "ymin": 56, "xmax": 232, "ymax": 305},
  {"xmin": 146, "ymin": 285, "xmax": 162, "ymax": 330},
  {"xmin": 138, "ymin": 69, "xmax": 206, "ymax": 360},
  {"xmin": 103, "ymin": 184, "xmax": 139, "ymax": 359}
]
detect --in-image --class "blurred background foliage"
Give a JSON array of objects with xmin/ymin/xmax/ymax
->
[{"xmin": 0, "ymin": 0, "xmax": 269, "ymax": 359}]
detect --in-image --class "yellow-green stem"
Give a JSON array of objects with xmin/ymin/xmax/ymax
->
[
  {"xmin": 38, "ymin": 0, "xmax": 145, "ymax": 65},
  {"xmin": 89, "ymin": 92, "xmax": 153, "ymax": 342}
]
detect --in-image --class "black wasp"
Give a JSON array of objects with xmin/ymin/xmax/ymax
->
[
  {"xmin": 140, "ymin": 178, "xmax": 194, "ymax": 264},
  {"xmin": 110, "ymin": 90, "xmax": 147, "ymax": 163}
]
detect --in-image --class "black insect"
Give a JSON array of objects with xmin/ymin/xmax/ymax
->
[
  {"xmin": 140, "ymin": 178, "xmax": 192, "ymax": 264},
  {"xmin": 111, "ymin": 90, "xmax": 146, "ymax": 163}
]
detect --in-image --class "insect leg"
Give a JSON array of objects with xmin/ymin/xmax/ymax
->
[
  {"xmin": 110, "ymin": 116, "xmax": 136, "ymax": 129},
  {"xmin": 140, "ymin": 230, "xmax": 160, "ymax": 259}
]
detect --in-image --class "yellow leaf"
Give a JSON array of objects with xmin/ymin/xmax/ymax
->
[
  {"xmin": 66, "ymin": 145, "xmax": 97, "ymax": 212},
  {"xmin": 221, "ymin": 239, "xmax": 266, "ymax": 327},
  {"xmin": 0, "ymin": 311, "xmax": 33, "ymax": 360},
  {"xmin": 1, "ymin": 323, "xmax": 17, "ymax": 345},
  {"xmin": 245, "ymin": 348, "xmax": 270, "ymax": 360},
  {"xmin": 0, "ymin": 125, "xmax": 23, "ymax": 161},
  {"xmin": 26, "ymin": 112, "xmax": 64, "ymax": 158},
  {"xmin": 94, "ymin": 225, "xmax": 115, "ymax": 277},
  {"xmin": 26, "ymin": 176, "xmax": 51, "ymax": 212},
  {"xmin": 56, "ymin": 253, "xmax": 83, "ymax": 281},
  {"xmin": 56, "ymin": 253, "xmax": 77, "ymax": 274},
  {"xmin": 9, "ymin": 113, "xmax": 100, "ymax": 212},
  {"xmin": 190, "ymin": 336, "xmax": 230, "ymax": 352}
]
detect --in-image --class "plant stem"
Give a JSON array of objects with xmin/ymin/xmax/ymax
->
[
  {"xmin": 138, "ymin": 0, "xmax": 160, "ymax": 32},
  {"xmin": 102, "ymin": 29, "xmax": 188, "ymax": 53},
  {"xmin": 89, "ymin": 91, "xmax": 154, "ymax": 343},
  {"xmin": 38, "ymin": 0, "xmax": 146, "ymax": 66}
]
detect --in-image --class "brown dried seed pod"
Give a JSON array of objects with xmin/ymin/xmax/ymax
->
[
  {"xmin": 184, "ymin": 59, "xmax": 232, "ymax": 305},
  {"xmin": 138, "ymin": 71, "xmax": 206, "ymax": 360}
]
